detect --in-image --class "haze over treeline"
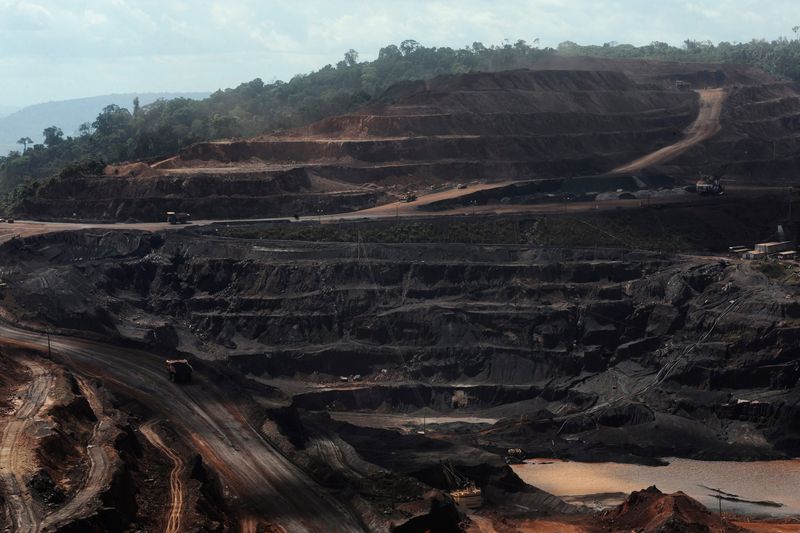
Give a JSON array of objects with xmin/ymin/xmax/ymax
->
[{"xmin": 2, "ymin": 35, "xmax": 800, "ymax": 209}]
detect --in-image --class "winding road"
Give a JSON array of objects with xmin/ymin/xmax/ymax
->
[
  {"xmin": 140, "ymin": 420, "xmax": 184, "ymax": 533},
  {"xmin": 39, "ymin": 375, "xmax": 115, "ymax": 532},
  {"xmin": 612, "ymin": 89, "xmax": 726, "ymax": 174},
  {"xmin": 0, "ymin": 323, "xmax": 367, "ymax": 533},
  {"xmin": 0, "ymin": 360, "xmax": 53, "ymax": 533}
]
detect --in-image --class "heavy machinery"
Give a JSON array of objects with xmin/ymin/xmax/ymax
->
[
  {"xmin": 695, "ymin": 175, "xmax": 724, "ymax": 196},
  {"xmin": 442, "ymin": 460, "xmax": 482, "ymax": 509},
  {"xmin": 166, "ymin": 211, "xmax": 191, "ymax": 224},
  {"xmin": 400, "ymin": 193, "xmax": 417, "ymax": 203},
  {"xmin": 166, "ymin": 359, "xmax": 193, "ymax": 383}
]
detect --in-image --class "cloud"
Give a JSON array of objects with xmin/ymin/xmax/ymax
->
[{"xmin": 0, "ymin": 0, "xmax": 798, "ymax": 106}]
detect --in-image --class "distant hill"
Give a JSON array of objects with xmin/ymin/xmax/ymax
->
[
  {"xmin": 0, "ymin": 93, "xmax": 209, "ymax": 155},
  {"xmin": 0, "ymin": 105, "xmax": 19, "ymax": 119}
]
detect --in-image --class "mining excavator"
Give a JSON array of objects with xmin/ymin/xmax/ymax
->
[
  {"xmin": 442, "ymin": 460, "xmax": 482, "ymax": 509},
  {"xmin": 166, "ymin": 359, "xmax": 193, "ymax": 383}
]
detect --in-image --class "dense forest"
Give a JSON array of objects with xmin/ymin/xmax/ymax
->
[{"xmin": 3, "ymin": 34, "xmax": 800, "ymax": 208}]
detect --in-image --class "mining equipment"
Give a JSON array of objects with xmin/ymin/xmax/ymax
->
[
  {"xmin": 442, "ymin": 460, "xmax": 482, "ymax": 509},
  {"xmin": 5, "ymin": 218, "xmax": 13, "ymax": 223},
  {"xmin": 505, "ymin": 447, "xmax": 525, "ymax": 464},
  {"xmin": 400, "ymin": 193, "xmax": 417, "ymax": 203},
  {"xmin": 166, "ymin": 359, "xmax": 193, "ymax": 383},
  {"xmin": 695, "ymin": 175, "xmax": 724, "ymax": 196},
  {"xmin": 166, "ymin": 211, "xmax": 191, "ymax": 224}
]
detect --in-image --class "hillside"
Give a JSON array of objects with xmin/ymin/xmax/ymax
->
[
  {"xmin": 0, "ymin": 93, "xmax": 209, "ymax": 155},
  {"xmin": 18, "ymin": 65, "xmax": 705, "ymax": 221},
  {"xmin": 18, "ymin": 57, "xmax": 800, "ymax": 222},
  {"xmin": 0, "ymin": 105, "xmax": 18, "ymax": 119}
]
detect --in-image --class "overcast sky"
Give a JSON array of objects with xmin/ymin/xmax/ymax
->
[{"xmin": 1, "ymin": 0, "xmax": 797, "ymax": 108}]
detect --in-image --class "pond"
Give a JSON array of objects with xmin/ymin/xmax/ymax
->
[{"xmin": 512, "ymin": 458, "xmax": 800, "ymax": 517}]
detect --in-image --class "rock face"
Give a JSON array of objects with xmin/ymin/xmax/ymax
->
[
  {"xmin": 3, "ymin": 229, "xmax": 800, "ymax": 462},
  {"xmin": 18, "ymin": 67, "xmax": 703, "ymax": 221},
  {"xmin": 602, "ymin": 486, "xmax": 746, "ymax": 532},
  {"xmin": 17, "ymin": 58, "xmax": 799, "ymax": 222}
]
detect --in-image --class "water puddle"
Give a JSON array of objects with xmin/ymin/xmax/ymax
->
[{"xmin": 512, "ymin": 457, "xmax": 800, "ymax": 517}]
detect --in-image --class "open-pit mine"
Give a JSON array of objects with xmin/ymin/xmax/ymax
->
[{"xmin": 2, "ymin": 57, "xmax": 800, "ymax": 533}]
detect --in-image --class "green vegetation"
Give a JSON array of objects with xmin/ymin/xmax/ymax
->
[
  {"xmin": 3, "ymin": 33, "xmax": 800, "ymax": 211},
  {"xmin": 557, "ymin": 33, "xmax": 800, "ymax": 81},
  {"xmin": 0, "ymin": 39, "xmax": 553, "ymax": 206}
]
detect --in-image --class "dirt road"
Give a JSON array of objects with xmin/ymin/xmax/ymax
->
[
  {"xmin": 39, "ymin": 375, "xmax": 115, "ymax": 532},
  {"xmin": 611, "ymin": 89, "xmax": 726, "ymax": 174},
  {"xmin": 0, "ymin": 360, "xmax": 53, "ymax": 533},
  {"xmin": 0, "ymin": 324, "xmax": 366, "ymax": 533},
  {"xmin": 140, "ymin": 420, "xmax": 184, "ymax": 533}
]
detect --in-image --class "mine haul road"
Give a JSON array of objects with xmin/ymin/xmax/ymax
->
[
  {"xmin": 0, "ymin": 354, "xmax": 116, "ymax": 533},
  {"xmin": 39, "ymin": 374, "xmax": 116, "ymax": 533},
  {"xmin": 0, "ymin": 360, "xmax": 53, "ymax": 533},
  {"xmin": 139, "ymin": 420, "xmax": 185, "ymax": 533},
  {"xmin": 611, "ymin": 88, "xmax": 726, "ymax": 174},
  {"xmin": 0, "ymin": 324, "xmax": 367, "ymax": 533},
  {"xmin": 0, "ymin": 88, "xmax": 732, "ymax": 244}
]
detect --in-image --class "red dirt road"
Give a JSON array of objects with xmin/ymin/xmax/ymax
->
[
  {"xmin": 0, "ymin": 324, "xmax": 366, "ymax": 533},
  {"xmin": 0, "ymin": 360, "xmax": 53, "ymax": 533},
  {"xmin": 140, "ymin": 420, "xmax": 185, "ymax": 533},
  {"xmin": 612, "ymin": 89, "xmax": 726, "ymax": 174}
]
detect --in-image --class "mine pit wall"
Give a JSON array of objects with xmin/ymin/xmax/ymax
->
[
  {"xmin": 676, "ymin": 82, "xmax": 800, "ymax": 181},
  {"xmin": 17, "ymin": 168, "xmax": 387, "ymax": 222},
  {"xmin": 287, "ymin": 383, "xmax": 596, "ymax": 414},
  {"xmin": 4, "ymin": 230, "xmax": 800, "ymax": 458},
  {"xmin": 18, "ymin": 68, "xmax": 707, "ymax": 222}
]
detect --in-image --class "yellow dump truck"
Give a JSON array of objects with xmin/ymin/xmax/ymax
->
[{"xmin": 166, "ymin": 359, "xmax": 193, "ymax": 383}]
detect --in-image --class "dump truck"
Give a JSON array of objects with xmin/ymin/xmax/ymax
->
[
  {"xmin": 166, "ymin": 359, "xmax": 193, "ymax": 383},
  {"xmin": 166, "ymin": 211, "xmax": 191, "ymax": 224}
]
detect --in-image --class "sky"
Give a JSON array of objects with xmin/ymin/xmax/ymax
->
[{"xmin": 1, "ymin": 0, "xmax": 798, "ymax": 108}]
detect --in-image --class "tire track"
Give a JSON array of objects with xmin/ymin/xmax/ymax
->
[
  {"xmin": 139, "ymin": 420, "xmax": 184, "ymax": 533},
  {"xmin": 39, "ymin": 375, "xmax": 116, "ymax": 532},
  {"xmin": 612, "ymin": 88, "xmax": 727, "ymax": 174},
  {"xmin": 0, "ymin": 325, "xmax": 367, "ymax": 532},
  {"xmin": 0, "ymin": 360, "xmax": 53, "ymax": 533}
]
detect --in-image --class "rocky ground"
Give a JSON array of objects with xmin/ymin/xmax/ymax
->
[{"xmin": 0, "ymin": 200, "xmax": 800, "ymax": 529}]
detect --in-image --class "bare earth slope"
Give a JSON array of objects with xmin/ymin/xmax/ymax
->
[
  {"xmin": 19, "ymin": 66, "xmax": 703, "ymax": 221},
  {"xmin": 612, "ymin": 88, "xmax": 726, "ymax": 174},
  {"xmin": 17, "ymin": 58, "xmax": 800, "ymax": 222}
]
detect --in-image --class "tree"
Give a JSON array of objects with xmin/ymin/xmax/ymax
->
[
  {"xmin": 400, "ymin": 39, "xmax": 420, "ymax": 56},
  {"xmin": 42, "ymin": 126, "xmax": 64, "ymax": 148},
  {"xmin": 78, "ymin": 122, "xmax": 93, "ymax": 137},
  {"xmin": 344, "ymin": 49, "xmax": 359, "ymax": 67},
  {"xmin": 16, "ymin": 137, "xmax": 33, "ymax": 152}
]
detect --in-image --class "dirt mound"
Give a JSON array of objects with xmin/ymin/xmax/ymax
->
[{"xmin": 602, "ymin": 486, "xmax": 746, "ymax": 532}]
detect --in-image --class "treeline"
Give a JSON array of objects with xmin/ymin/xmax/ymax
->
[
  {"xmin": 557, "ymin": 34, "xmax": 800, "ymax": 82},
  {"xmin": 3, "ymin": 34, "xmax": 800, "ymax": 206},
  {"xmin": 0, "ymin": 39, "xmax": 553, "ymax": 202}
]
